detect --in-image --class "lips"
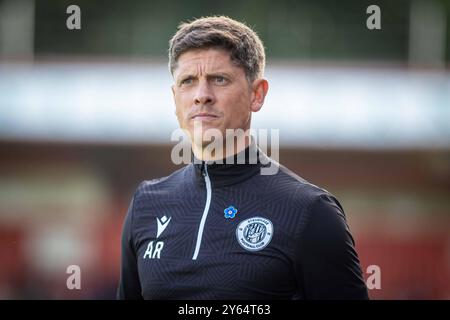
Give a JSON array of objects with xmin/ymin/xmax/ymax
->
[{"xmin": 191, "ymin": 113, "xmax": 219, "ymax": 120}]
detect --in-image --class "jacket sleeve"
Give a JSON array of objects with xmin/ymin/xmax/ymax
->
[
  {"xmin": 117, "ymin": 195, "xmax": 143, "ymax": 300},
  {"xmin": 294, "ymin": 194, "xmax": 369, "ymax": 299}
]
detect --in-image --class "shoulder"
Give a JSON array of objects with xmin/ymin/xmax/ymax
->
[
  {"xmin": 256, "ymin": 161, "xmax": 339, "ymax": 213},
  {"xmin": 279, "ymin": 165, "xmax": 347, "ymax": 235},
  {"xmin": 250, "ymin": 161, "xmax": 347, "ymax": 239},
  {"xmin": 132, "ymin": 164, "xmax": 193, "ymax": 205}
]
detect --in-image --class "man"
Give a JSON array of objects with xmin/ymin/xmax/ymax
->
[{"xmin": 118, "ymin": 16, "xmax": 369, "ymax": 300}]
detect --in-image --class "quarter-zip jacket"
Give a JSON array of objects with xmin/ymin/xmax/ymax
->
[{"xmin": 117, "ymin": 143, "xmax": 369, "ymax": 300}]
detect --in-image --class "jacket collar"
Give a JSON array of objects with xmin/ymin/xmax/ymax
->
[{"xmin": 192, "ymin": 140, "xmax": 267, "ymax": 188}]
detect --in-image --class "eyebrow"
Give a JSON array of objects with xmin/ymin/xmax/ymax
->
[{"xmin": 176, "ymin": 72, "xmax": 234, "ymax": 84}]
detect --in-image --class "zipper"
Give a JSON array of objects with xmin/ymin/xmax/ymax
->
[{"xmin": 192, "ymin": 162, "xmax": 212, "ymax": 260}]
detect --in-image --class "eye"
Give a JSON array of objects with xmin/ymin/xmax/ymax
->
[
  {"xmin": 180, "ymin": 77, "xmax": 194, "ymax": 86},
  {"xmin": 214, "ymin": 76, "xmax": 228, "ymax": 85}
]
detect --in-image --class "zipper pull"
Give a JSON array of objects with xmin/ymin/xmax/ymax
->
[{"xmin": 202, "ymin": 162, "xmax": 207, "ymax": 177}]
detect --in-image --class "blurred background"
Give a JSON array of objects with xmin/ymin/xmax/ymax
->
[{"xmin": 0, "ymin": 0, "xmax": 449, "ymax": 299}]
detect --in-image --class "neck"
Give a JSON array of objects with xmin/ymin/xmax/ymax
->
[
  {"xmin": 191, "ymin": 139, "xmax": 265, "ymax": 187},
  {"xmin": 191, "ymin": 133, "xmax": 251, "ymax": 162}
]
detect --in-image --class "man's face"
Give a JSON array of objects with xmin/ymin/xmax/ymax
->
[{"xmin": 172, "ymin": 48, "xmax": 262, "ymax": 147}]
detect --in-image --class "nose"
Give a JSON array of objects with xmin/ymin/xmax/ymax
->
[{"xmin": 194, "ymin": 79, "xmax": 215, "ymax": 105}]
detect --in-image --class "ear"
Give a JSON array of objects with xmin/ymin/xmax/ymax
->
[{"xmin": 250, "ymin": 78, "xmax": 269, "ymax": 113}]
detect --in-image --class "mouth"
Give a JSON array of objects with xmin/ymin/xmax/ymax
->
[{"xmin": 191, "ymin": 113, "xmax": 220, "ymax": 121}]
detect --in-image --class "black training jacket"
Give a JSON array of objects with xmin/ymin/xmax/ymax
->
[{"xmin": 117, "ymin": 143, "xmax": 369, "ymax": 300}]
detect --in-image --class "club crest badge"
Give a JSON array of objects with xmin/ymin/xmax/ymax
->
[{"xmin": 236, "ymin": 217, "xmax": 273, "ymax": 251}]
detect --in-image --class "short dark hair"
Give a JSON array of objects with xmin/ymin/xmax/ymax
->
[{"xmin": 168, "ymin": 16, "xmax": 265, "ymax": 83}]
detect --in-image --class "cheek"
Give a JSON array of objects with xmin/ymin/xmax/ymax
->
[
  {"xmin": 222, "ymin": 85, "xmax": 248, "ymax": 106},
  {"xmin": 230, "ymin": 91, "xmax": 251, "ymax": 119},
  {"xmin": 174, "ymin": 98, "xmax": 188, "ymax": 130},
  {"xmin": 174, "ymin": 105, "xmax": 182, "ymax": 122},
  {"xmin": 174, "ymin": 93, "xmax": 189, "ymax": 116},
  {"xmin": 176, "ymin": 107, "xmax": 190, "ymax": 130},
  {"xmin": 218, "ymin": 100, "xmax": 249, "ymax": 131}
]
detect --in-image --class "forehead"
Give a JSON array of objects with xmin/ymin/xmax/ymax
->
[{"xmin": 174, "ymin": 48, "xmax": 243, "ymax": 76}]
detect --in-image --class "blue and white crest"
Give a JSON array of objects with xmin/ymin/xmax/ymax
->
[{"xmin": 236, "ymin": 217, "xmax": 273, "ymax": 251}]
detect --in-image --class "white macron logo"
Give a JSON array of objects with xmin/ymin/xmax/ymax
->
[
  {"xmin": 156, "ymin": 215, "xmax": 171, "ymax": 238},
  {"xmin": 143, "ymin": 215, "xmax": 171, "ymax": 260}
]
